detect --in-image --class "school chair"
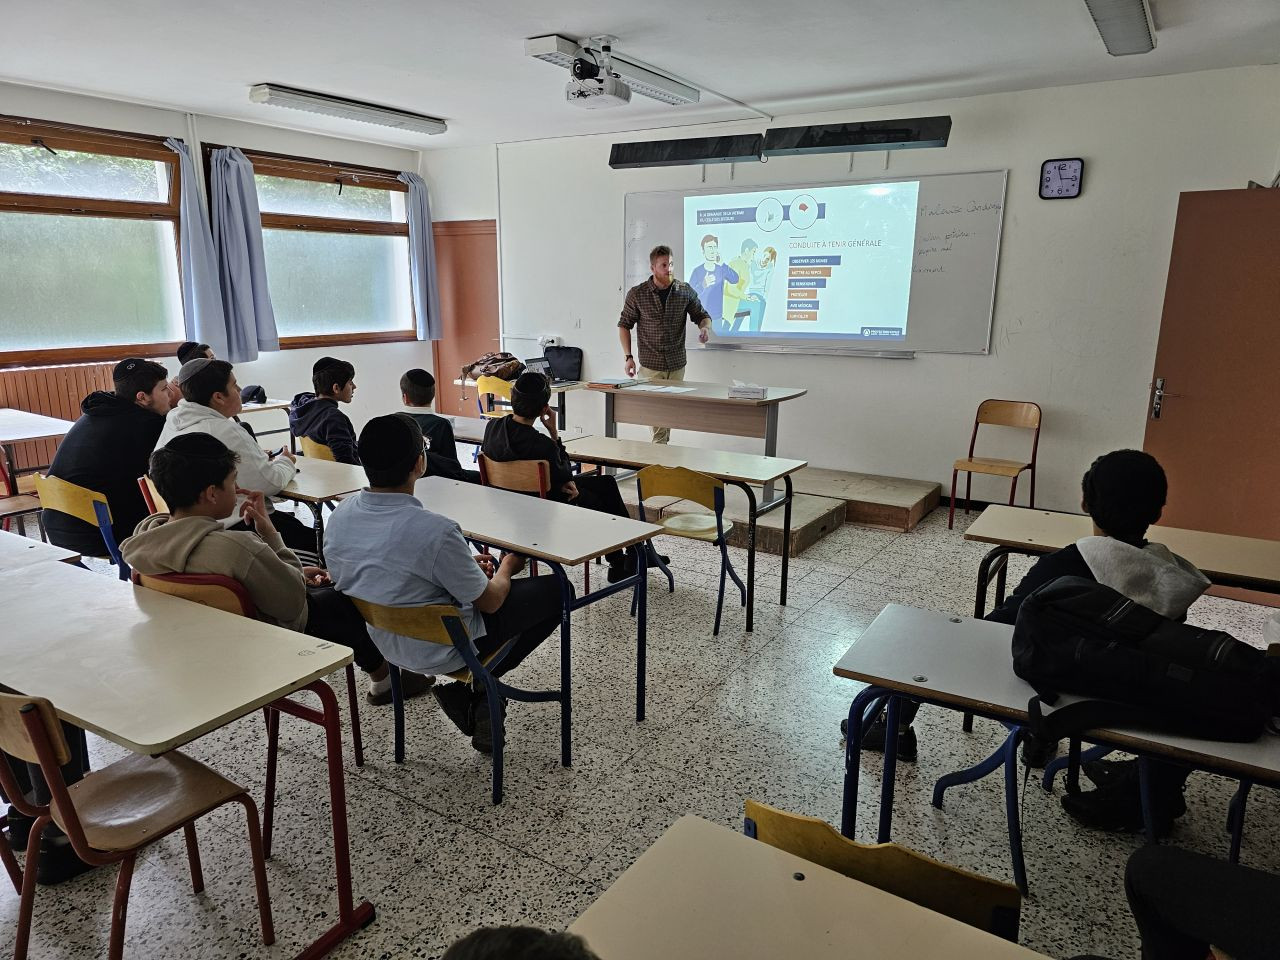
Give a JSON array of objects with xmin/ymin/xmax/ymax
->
[
  {"xmin": 349, "ymin": 599, "xmax": 564, "ymax": 804},
  {"xmin": 473, "ymin": 375, "xmax": 513, "ymax": 419},
  {"xmin": 476, "ymin": 453, "xmax": 590, "ymax": 591},
  {"xmin": 949, "ymin": 399, "xmax": 1042, "ymax": 529},
  {"xmin": 0, "ymin": 692, "xmax": 274, "ymax": 960},
  {"xmin": 634, "ymin": 465, "xmax": 744, "ymax": 635},
  {"xmin": 299, "ymin": 436, "xmax": 336, "ymax": 461},
  {"xmin": 34, "ymin": 474, "xmax": 129, "ymax": 579},
  {"xmin": 136, "ymin": 475, "xmax": 168, "ymax": 514},
  {"xmin": 0, "ymin": 493, "xmax": 41, "ymax": 539},
  {"xmin": 743, "ymin": 799, "xmax": 1021, "ymax": 941}
]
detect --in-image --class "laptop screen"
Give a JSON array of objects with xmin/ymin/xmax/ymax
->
[{"xmin": 525, "ymin": 356, "xmax": 551, "ymax": 376}]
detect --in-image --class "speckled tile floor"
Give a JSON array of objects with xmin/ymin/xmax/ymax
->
[{"xmin": 7, "ymin": 509, "xmax": 1278, "ymax": 958}]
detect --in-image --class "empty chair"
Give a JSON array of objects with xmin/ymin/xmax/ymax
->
[
  {"xmin": 34, "ymin": 474, "xmax": 129, "ymax": 579},
  {"xmin": 743, "ymin": 799, "xmax": 1021, "ymax": 941},
  {"xmin": 949, "ymin": 399, "xmax": 1042, "ymax": 529},
  {"xmin": 300, "ymin": 436, "xmax": 336, "ymax": 461}
]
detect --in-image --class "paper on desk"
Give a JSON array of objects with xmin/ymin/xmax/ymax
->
[{"xmin": 626, "ymin": 384, "xmax": 697, "ymax": 394}]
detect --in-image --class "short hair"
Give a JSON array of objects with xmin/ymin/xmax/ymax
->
[
  {"xmin": 510, "ymin": 372, "xmax": 551, "ymax": 419},
  {"xmin": 741, "ymin": 238, "xmax": 758, "ymax": 253},
  {"xmin": 180, "ymin": 359, "xmax": 235, "ymax": 407},
  {"xmin": 649, "ymin": 244, "xmax": 672, "ymax": 262},
  {"xmin": 358, "ymin": 413, "xmax": 424, "ymax": 488},
  {"xmin": 442, "ymin": 926, "xmax": 601, "ymax": 960},
  {"xmin": 1081, "ymin": 449, "xmax": 1168, "ymax": 544},
  {"xmin": 313, "ymin": 357, "xmax": 356, "ymax": 397},
  {"xmin": 400, "ymin": 368, "xmax": 437, "ymax": 407},
  {"xmin": 177, "ymin": 341, "xmax": 211, "ymax": 365},
  {"xmin": 700, "ymin": 234, "xmax": 718, "ymax": 248},
  {"xmin": 149, "ymin": 433, "xmax": 238, "ymax": 510},
  {"xmin": 113, "ymin": 358, "xmax": 168, "ymax": 402}
]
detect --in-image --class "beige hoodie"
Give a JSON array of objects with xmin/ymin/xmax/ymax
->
[{"xmin": 121, "ymin": 514, "xmax": 308, "ymax": 631}]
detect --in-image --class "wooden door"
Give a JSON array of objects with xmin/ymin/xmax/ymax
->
[
  {"xmin": 432, "ymin": 220, "xmax": 500, "ymax": 417},
  {"xmin": 1143, "ymin": 188, "xmax": 1280, "ymax": 541}
]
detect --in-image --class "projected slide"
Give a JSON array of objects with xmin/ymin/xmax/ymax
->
[{"xmin": 683, "ymin": 181, "xmax": 919, "ymax": 341}]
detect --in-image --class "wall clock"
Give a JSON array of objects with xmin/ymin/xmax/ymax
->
[{"xmin": 1040, "ymin": 158, "xmax": 1084, "ymax": 199}]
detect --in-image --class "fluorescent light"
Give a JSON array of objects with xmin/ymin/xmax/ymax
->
[
  {"xmin": 1082, "ymin": 0, "xmax": 1155, "ymax": 55},
  {"xmin": 248, "ymin": 84, "xmax": 447, "ymax": 136},
  {"xmin": 524, "ymin": 35, "xmax": 700, "ymax": 107}
]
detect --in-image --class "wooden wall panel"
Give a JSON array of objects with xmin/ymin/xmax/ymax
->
[{"xmin": 0, "ymin": 363, "xmax": 114, "ymax": 471}]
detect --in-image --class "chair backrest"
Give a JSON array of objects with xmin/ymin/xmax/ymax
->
[
  {"xmin": 300, "ymin": 436, "xmax": 336, "ymax": 461},
  {"xmin": 743, "ymin": 800, "xmax": 1021, "ymax": 941},
  {"xmin": 0, "ymin": 693, "xmax": 69, "ymax": 768},
  {"xmin": 634, "ymin": 465, "xmax": 724, "ymax": 513},
  {"xmin": 131, "ymin": 570, "xmax": 257, "ymax": 618},
  {"xmin": 474, "ymin": 375, "xmax": 513, "ymax": 418},
  {"xmin": 968, "ymin": 399, "xmax": 1042, "ymax": 460},
  {"xmin": 349, "ymin": 598, "xmax": 464, "ymax": 647},
  {"xmin": 34, "ymin": 473, "xmax": 111, "ymax": 528},
  {"xmin": 137, "ymin": 475, "xmax": 169, "ymax": 515},
  {"xmin": 477, "ymin": 454, "xmax": 550, "ymax": 498}
]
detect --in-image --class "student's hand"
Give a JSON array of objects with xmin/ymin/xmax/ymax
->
[
  {"xmin": 698, "ymin": 326, "xmax": 710, "ymax": 344},
  {"xmin": 539, "ymin": 406, "xmax": 559, "ymax": 439},
  {"xmin": 273, "ymin": 448, "xmax": 296, "ymax": 463},
  {"xmin": 624, "ymin": 356, "xmax": 637, "ymax": 377},
  {"xmin": 499, "ymin": 553, "xmax": 526, "ymax": 576},
  {"xmin": 237, "ymin": 488, "xmax": 277, "ymax": 536},
  {"xmin": 166, "ymin": 380, "xmax": 182, "ymax": 406},
  {"xmin": 474, "ymin": 554, "xmax": 496, "ymax": 578},
  {"xmin": 561, "ymin": 481, "xmax": 579, "ymax": 501},
  {"xmin": 302, "ymin": 566, "xmax": 331, "ymax": 587}
]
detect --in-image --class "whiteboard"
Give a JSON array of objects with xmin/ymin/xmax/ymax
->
[{"xmin": 623, "ymin": 170, "xmax": 1007, "ymax": 355}]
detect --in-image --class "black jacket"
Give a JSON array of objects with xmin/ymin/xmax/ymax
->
[
  {"xmin": 481, "ymin": 415, "xmax": 573, "ymax": 499},
  {"xmin": 404, "ymin": 411, "xmax": 470, "ymax": 481},
  {"xmin": 986, "ymin": 544, "xmax": 1092, "ymax": 625},
  {"xmin": 288, "ymin": 393, "xmax": 359, "ymax": 464},
  {"xmin": 43, "ymin": 392, "xmax": 167, "ymax": 556}
]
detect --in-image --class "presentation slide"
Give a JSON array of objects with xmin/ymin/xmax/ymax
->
[{"xmin": 683, "ymin": 181, "xmax": 919, "ymax": 342}]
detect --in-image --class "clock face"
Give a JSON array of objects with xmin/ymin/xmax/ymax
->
[{"xmin": 1040, "ymin": 158, "xmax": 1083, "ymax": 199}]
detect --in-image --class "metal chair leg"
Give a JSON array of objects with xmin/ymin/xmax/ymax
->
[
  {"xmin": 262, "ymin": 707, "xmax": 280, "ymax": 858},
  {"xmin": 344, "ymin": 665, "xmax": 364, "ymax": 767},
  {"xmin": 183, "ymin": 822, "xmax": 204, "ymax": 893},
  {"xmin": 13, "ymin": 814, "xmax": 51, "ymax": 960},
  {"xmin": 108, "ymin": 853, "xmax": 138, "ymax": 960},
  {"xmin": 947, "ymin": 469, "xmax": 959, "ymax": 528},
  {"xmin": 237, "ymin": 795, "xmax": 276, "ymax": 945},
  {"xmin": 390, "ymin": 665, "xmax": 405, "ymax": 764}
]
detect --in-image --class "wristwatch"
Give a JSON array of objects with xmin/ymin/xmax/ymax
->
[{"xmin": 625, "ymin": 354, "xmax": 634, "ymax": 360}]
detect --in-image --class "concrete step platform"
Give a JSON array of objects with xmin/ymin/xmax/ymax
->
[{"xmin": 789, "ymin": 467, "xmax": 939, "ymax": 532}]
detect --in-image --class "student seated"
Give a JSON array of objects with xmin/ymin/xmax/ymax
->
[
  {"xmin": 482, "ymin": 372, "xmax": 660, "ymax": 583},
  {"xmin": 400, "ymin": 367, "xmax": 480, "ymax": 483},
  {"xmin": 443, "ymin": 926, "xmax": 601, "ymax": 960},
  {"xmin": 289, "ymin": 357, "xmax": 359, "ymax": 463},
  {"xmin": 120, "ymin": 433, "xmax": 432, "ymax": 705},
  {"xmin": 157, "ymin": 357, "xmax": 317, "ymax": 561},
  {"xmin": 323, "ymin": 414, "xmax": 566, "ymax": 753},
  {"xmin": 43, "ymin": 358, "xmax": 172, "ymax": 558},
  {"xmin": 169, "ymin": 342, "xmax": 213, "ymax": 407}
]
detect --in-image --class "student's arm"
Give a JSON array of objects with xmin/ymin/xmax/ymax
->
[
  {"xmin": 326, "ymin": 412, "xmax": 360, "ymax": 465},
  {"xmin": 474, "ymin": 553, "xmax": 525, "ymax": 614},
  {"xmin": 222, "ymin": 419, "xmax": 295, "ymax": 494},
  {"xmin": 433, "ymin": 420, "xmax": 459, "ymax": 465},
  {"xmin": 985, "ymin": 545, "xmax": 1091, "ymax": 625},
  {"xmin": 238, "ymin": 492, "xmax": 308, "ymax": 624},
  {"xmin": 432, "ymin": 524, "xmax": 512, "ymax": 615}
]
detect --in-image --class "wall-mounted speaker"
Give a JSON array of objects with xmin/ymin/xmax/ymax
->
[
  {"xmin": 762, "ymin": 116, "xmax": 951, "ymax": 156},
  {"xmin": 608, "ymin": 134, "xmax": 764, "ymax": 169}
]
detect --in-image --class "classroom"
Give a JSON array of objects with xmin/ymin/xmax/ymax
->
[{"xmin": 1, "ymin": 2, "xmax": 1279, "ymax": 958}]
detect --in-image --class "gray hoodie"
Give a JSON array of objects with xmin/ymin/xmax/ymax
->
[
  {"xmin": 1076, "ymin": 536, "xmax": 1211, "ymax": 621},
  {"xmin": 121, "ymin": 514, "xmax": 308, "ymax": 631}
]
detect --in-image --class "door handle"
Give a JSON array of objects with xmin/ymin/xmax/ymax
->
[{"xmin": 1150, "ymin": 377, "xmax": 1164, "ymax": 419}]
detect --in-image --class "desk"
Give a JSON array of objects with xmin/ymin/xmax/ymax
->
[
  {"xmin": 0, "ymin": 561, "xmax": 373, "ymax": 957},
  {"xmin": 0, "ymin": 529, "xmax": 79, "ymax": 571},
  {"xmin": 833, "ymin": 604, "xmax": 1280, "ymax": 892},
  {"xmin": 275, "ymin": 458, "xmax": 367, "ymax": 561},
  {"xmin": 0, "ymin": 409, "xmax": 74, "ymax": 495},
  {"xmin": 454, "ymin": 378, "xmax": 582, "ymax": 429},
  {"xmin": 414, "ymin": 476, "xmax": 661, "ymax": 740},
  {"xmin": 563, "ymin": 436, "xmax": 806, "ymax": 632},
  {"xmin": 569, "ymin": 815, "xmax": 1047, "ymax": 960},
  {"xmin": 447, "ymin": 414, "xmax": 589, "ymax": 448},
  {"xmin": 240, "ymin": 398, "xmax": 294, "ymax": 451}
]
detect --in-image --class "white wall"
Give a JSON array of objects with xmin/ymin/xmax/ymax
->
[
  {"xmin": 420, "ymin": 146, "xmax": 498, "ymax": 221},
  {"xmin": 2, "ymin": 81, "xmax": 434, "ymax": 432},
  {"xmin": 483, "ymin": 66, "xmax": 1280, "ymax": 510}
]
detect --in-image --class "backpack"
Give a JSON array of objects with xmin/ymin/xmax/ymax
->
[
  {"xmin": 1012, "ymin": 576, "xmax": 1279, "ymax": 744},
  {"xmin": 545, "ymin": 345, "xmax": 583, "ymax": 382},
  {"xmin": 462, "ymin": 352, "xmax": 523, "ymax": 383}
]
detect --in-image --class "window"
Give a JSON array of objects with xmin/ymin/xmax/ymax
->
[
  {"xmin": 0, "ymin": 117, "xmax": 184, "ymax": 363},
  {"xmin": 240, "ymin": 151, "xmax": 415, "ymax": 345}
]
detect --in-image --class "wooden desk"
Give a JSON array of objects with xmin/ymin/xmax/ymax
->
[
  {"xmin": 569, "ymin": 816, "xmax": 1047, "ymax": 960},
  {"xmin": 0, "ymin": 409, "xmax": 74, "ymax": 495},
  {"xmin": 274, "ymin": 458, "xmax": 366, "ymax": 561},
  {"xmin": 0, "ymin": 529, "xmax": 79, "ymax": 571},
  {"xmin": 414, "ymin": 476, "xmax": 662, "ymax": 736},
  {"xmin": 0, "ymin": 561, "xmax": 372, "ymax": 955},
  {"xmin": 240, "ymin": 398, "xmax": 295, "ymax": 452},
  {"xmin": 833, "ymin": 604, "xmax": 1280, "ymax": 891},
  {"xmin": 454, "ymin": 378, "xmax": 582, "ymax": 429},
  {"xmin": 564, "ymin": 436, "xmax": 807, "ymax": 632}
]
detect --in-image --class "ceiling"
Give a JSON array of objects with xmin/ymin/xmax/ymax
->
[{"xmin": 3, "ymin": 0, "xmax": 1279, "ymax": 151}]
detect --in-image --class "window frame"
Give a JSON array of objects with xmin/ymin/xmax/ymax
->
[
  {"xmin": 212, "ymin": 146, "xmax": 418, "ymax": 348},
  {"xmin": 0, "ymin": 115, "xmax": 185, "ymax": 368}
]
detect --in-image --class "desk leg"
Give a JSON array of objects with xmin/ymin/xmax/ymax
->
[
  {"xmin": 635, "ymin": 543, "xmax": 648, "ymax": 722},
  {"xmin": 763, "ymin": 405, "xmax": 779, "ymax": 503},
  {"xmin": 779, "ymin": 475, "xmax": 793, "ymax": 607},
  {"xmin": 551, "ymin": 563, "xmax": 574, "ymax": 768},
  {"xmin": 557, "ymin": 391, "xmax": 567, "ymax": 431},
  {"xmin": 841, "ymin": 686, "xmax": 890, "ymax": 838},
  {"xmin": 604, "ymin": 392, "xmax": 617, "ymax": 439},
  {"xmin": 1228, "ymin": 779, "xmax": 1252, "ymax": 863},
  {"xmin": 739, "ymin": 482, "xmax": 758, "ymax": 633},
  {"xmin": 1002, "ymin": 728, "xmax": 1029, "ymax": 894},
  {"xmin": 877, "ymin": 696, "xmax": 903, "ymax": 843},
  {"xmin": 1137, "ymin": 756, "xmax": 1158, "ymax": 845},
  {"xmin": 1, "ymin": 443, "xmax": 16, "ymax": 497}
]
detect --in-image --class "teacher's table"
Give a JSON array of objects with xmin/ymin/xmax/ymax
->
[
  {"xmin": 414, "ymin": 476, "xmax": 661, "ymax": 743},
  {"xmin": 563, "ymin": 436, "xmax": 806, "ymax": 633},
  {"xmin": 240, "ymin": 398, "xmax": 295, "ymax": 452},
  {"xmin": 0, "ymin": 408, "xmax": 74, "ymax": 494},
  {"xmin": 454, "ymin": 378, "xmax": 582, "ymax": 430},
  {"xmin": 965, "ymin": 505, "xmax": 1280, "ymax": 617},
  {"xmin": 0, "ymin": 561, "xmax": 373, "ymax": 957},
  {"xmin": 569, "ymin": 815, "xmax": 1048, "ymax": 960},
  {"xmin": 833, "ymin": 604, "xmax": 1280, "ymax": 892},
  {"xmin": 0, "ymin": 528, "xmax": 79, "ymax": 572},
  {"xmin": 274, "ymin": 458, "xmax": 367, "ymax": 561}
]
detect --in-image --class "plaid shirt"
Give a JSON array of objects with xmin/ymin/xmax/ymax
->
[{"xmin": 618, "ymin": 278, "xmax": 711, "ymax": 372}]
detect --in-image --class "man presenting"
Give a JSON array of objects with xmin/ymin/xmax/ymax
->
[{"xmin": 617, "ymin": 244, "xmax": 712, "ymax": 444}]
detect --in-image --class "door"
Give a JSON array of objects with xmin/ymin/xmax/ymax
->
[{"xmin": 432, "ymin": 220, "xmax": 500, "ymax": 417}]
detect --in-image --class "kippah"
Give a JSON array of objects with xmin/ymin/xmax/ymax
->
[
  {"xmin": 176, "ymin": 357, "xmax": 213, "ymax": 385},
  {"xmin": 112, "ymin": 358, "xmax": 147, "ymax": 381},
  {"xmin": 358, "ymin": 413, "xmax": 422, "ymax": 470},
  {"xmin": 512, "ymin": 371, "xmax": 550, "ymax": 396}
]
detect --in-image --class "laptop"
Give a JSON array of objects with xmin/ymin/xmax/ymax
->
[{"xmin": 524, "ymin": 356, "xmax": 577, "ymax": 387}]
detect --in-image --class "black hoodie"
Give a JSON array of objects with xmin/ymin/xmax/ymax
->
[
  {"xmin": 42, "ymin": 391, "xmax": 167, "ymax": 556},
  {"xmin": 288, "ymin": 392, "xmax": 359, "ymax": 464}
]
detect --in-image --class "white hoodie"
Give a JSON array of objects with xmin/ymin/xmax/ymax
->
[{"xmin": 1076, "ymin": 536, "xmax": 1211, "ymax": 621}]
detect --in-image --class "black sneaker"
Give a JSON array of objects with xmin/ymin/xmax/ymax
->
[
  {"xmin": 35, "ymin": 831, "xmax": 96, "ymax": 885},
  {"xmin": 431, "ymin": 682, "xmax": 475, "ymax": 737},
  {"xmin": 5, "ymin": 807, "xmax": 32, "ymax": 850},
  {"xmin": 1060, "ymin": 780, "xmax": 1184, "ymax": 837},
  {"xmin": 606, "ymin": 563, "xmax": 632, "ymax": 584},
  {"xmin": 859, "ymin": 720, "xmax": 918, "ymax": 763},
  {"xmin": 367, "ymin": 670, "xmax": 436, "ymax": 706},
  {"xmin": 471, "ymin": 692, "xmax": 506, "ymax": 755},
  {"xmin": 1082, "ymin": 758, "xmax": 1138, "ymax": 789}
]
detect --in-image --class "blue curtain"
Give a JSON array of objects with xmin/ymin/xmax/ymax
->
[
  {"xmin": 164, "ymin": 139, "xmax": 229, "ymax": 357},
  {"xmin": 209, "ymin": 147, "xmax": 279, "ymax": 362},
  {"xmin": 397, "ymin": 172, "xmax": 443, "ymax": 341}
]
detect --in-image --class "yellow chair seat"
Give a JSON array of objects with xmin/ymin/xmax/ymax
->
[
  {"xmin": 953, "ymin": 456, "xmax": 1030, "ymax": 478},
  {"xmin": 660, "ymin": 512, "xmax": 732, "ymax": 542}
]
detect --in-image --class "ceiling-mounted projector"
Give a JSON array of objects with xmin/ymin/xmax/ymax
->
[{"xmin": 566, "ymin": 75, "xmax": 632, "ymax": 109}]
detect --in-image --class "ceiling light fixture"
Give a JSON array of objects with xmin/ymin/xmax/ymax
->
[
  {"xmin": 524, "ymin": 35, "xmax": 700, "ymax": 106},
  {"xmin": 248, "ymin": 84, "xmax": 447, "ymax": 135},
  {"xmin": 1082, "ymin": 0, "xmax": 1156, "ymax": 56}
]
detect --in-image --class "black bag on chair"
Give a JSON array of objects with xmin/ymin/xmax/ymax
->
[{"xmin": 545, "ymin": 345, "xmax": 583, "ymax": 383}]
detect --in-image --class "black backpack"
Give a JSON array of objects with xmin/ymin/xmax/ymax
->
[{"xmin": 1012, "ymin": 576, "xmax": 1279, "ymax": 744}]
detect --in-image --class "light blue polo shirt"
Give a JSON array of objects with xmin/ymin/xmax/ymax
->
[{"xmin": 323, "ymin": 490, "xmax": 489, "ymax": 675}]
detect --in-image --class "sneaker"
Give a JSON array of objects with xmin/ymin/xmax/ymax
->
[
  {"xmin": 1082, "ymin": 758, "xmax": 1138, "ymax": 789},
  {"xmin": 606, "ymin": 563, "xmax": 632, "ymax": 584},
  {"xmin": 1060, "ymin": 780, "xmax": 1184, "ymax": 837},
  {"xmin": 470, "ymin": 692, "xmax": 507, "ymax": 754},
  {"xmin": 1020, "ymin": 734, "xmax": 1059, "ymax": 769},
  {"xmin": 859, "ymin": 720, "xmax": 918, "ymax": 763},
  {"xmin": 367, "ymin": 670, "xmax": 436, "ymax": 706},
  {"xmin": 5, "ymin": 807, "xmax": 32, "ymax": 850},
  {"xmin": 431, "ymin": 682, "xmax": 475, "ymax": 737},
  {"xmin": 35, "ymin": 831, "xmax": 96, "ymax": 885}
]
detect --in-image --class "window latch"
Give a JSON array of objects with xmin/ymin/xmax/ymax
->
[{"xmin": 32, "ymin": 138, "xmax": 58, "ymax": 156}]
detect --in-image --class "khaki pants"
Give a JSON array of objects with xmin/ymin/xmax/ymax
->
[{"xmin": 637, "ymin": 365, "xmax": 685, "ymax": 444}]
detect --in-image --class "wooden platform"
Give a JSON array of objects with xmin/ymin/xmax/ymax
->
[{"xmin": 789, "ymin": 467, "xmax": 939, "ymax": 531}]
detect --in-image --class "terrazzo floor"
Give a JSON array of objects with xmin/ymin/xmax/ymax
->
[{"xmin": 5, "ymin": 508, "xmax": 1278, "ymax": 959}]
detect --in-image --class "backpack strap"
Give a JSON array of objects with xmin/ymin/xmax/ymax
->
[{"xmin": 1027, "ymin": 695, "xmax": 1160, "ymax": 743}]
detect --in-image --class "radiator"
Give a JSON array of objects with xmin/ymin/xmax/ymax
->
[{"xmin": 0, "ymin": 363, "xmax": 114, "ymax": 473}]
